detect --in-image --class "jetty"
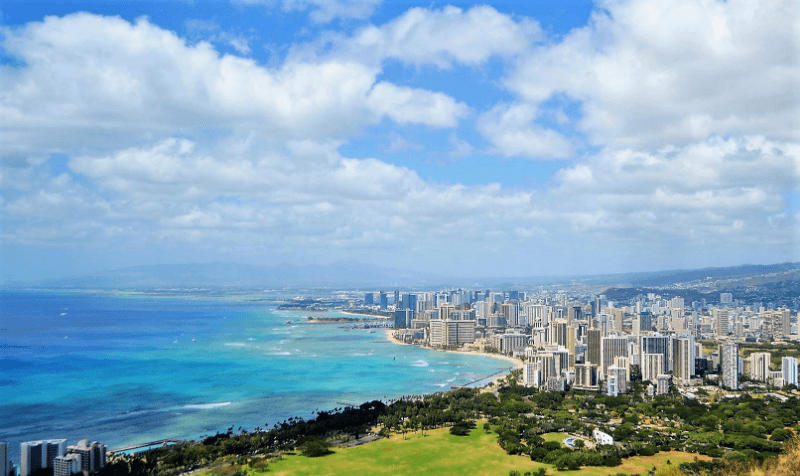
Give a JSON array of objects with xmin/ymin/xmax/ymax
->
[
  {"xmin": 450, "ymin": 367, "xmax": 513, "ymax": 389},
  {"xmin": 108, "ymin": 439, "xmax": 183, "ymax": 454}
]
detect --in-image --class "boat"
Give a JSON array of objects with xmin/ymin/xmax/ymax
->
[{"xmin": 285, "ymin": 320, "xmax": 293, "ymax": 325}]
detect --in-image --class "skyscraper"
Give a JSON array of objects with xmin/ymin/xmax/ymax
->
[
  {"xmin": 20, "ymin": 440, "xmax": 66, "ymax": 476},
  {"xmin": 721, "ymin": 343, "xmax": 739, "ymax": 390},
  {"xmin": 642, "ymin": 353, "xmax": 664, "ymax": 383},
  {"xmin": 749, "ymin": 352, "xmax": 771, "ymax": 382},
  {"xmin": 640, "ymin": 335, "xmax": 670, "ymax": 374},
  {"xmin": 587, "ymin": 329, "xmax": 602, "ymax": 367},
  {"xmin": 66, "ymin": 440, "xmax": 106, "ymax": 474},
  {"xmin": 782, "ymin": 356, "xmax": 798, "ymax": 387},
  {"xmin": 673, "ymin": 336, "xmax": 695, "ymax": 384},
  {"xmin": 601, "ymin": 336, "xmax": 628, "ymax": 379},
  {"xmin": 1, "ymin": 442, "xmax": 9, "ymax": 476}
]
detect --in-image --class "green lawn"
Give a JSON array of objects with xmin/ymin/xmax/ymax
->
[
  {"xmin": 251, "ymin": 427, "xmax": 707, "ymax": 476},
  {"xmin": 542, "ymin": 433, "xmax": 569, "ymax": 444}
]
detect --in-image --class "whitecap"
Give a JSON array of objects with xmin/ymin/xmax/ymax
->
[
  {"xmin": 225, "ymin": 342, "xmax": 246, "ymax": 347},
  {"xmin": 429, "ymin": 369, "xmax": 435, "ymax": 373},
  {"xmin": 184, "ymin": 402, "xmax": 231, "ymax": 410},
  {"xmin": 271, "ymin": 351, "xmax": 291, "ymax": 355},
  {"xmin": 410, "ymin": 360, "xmax": 429, "ymax": 367},
  {"xmin": 447, "ymin": 377, "xmax": 456, "ymax": 383},
  {"xmin": 248, "ymin": 338, "xmax": 254, "ymax": 341}
]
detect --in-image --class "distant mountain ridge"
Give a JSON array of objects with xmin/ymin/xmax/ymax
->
[
  {"xmin": 5, "ymin": 261, "xmax": 798, "ymax": 290},
  {"xmin": 11, "ymin": 262, "xmax": 444, "ymax": 289}
]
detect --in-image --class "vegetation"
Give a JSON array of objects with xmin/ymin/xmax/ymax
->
[{"xmin": 95, "ymin": 376, "xmax": 799, "ymax": 476}]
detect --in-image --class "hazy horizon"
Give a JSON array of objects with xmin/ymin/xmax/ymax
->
[{"xmin": 1, "ymin": 0, "xmax": 797, "ymax": 283}]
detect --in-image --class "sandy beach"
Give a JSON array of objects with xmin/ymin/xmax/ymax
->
[{"xmin": 384, "ymin": 329, "xmax": 523, "ymax": 387}]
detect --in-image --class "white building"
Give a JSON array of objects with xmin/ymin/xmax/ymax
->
[
  {"xmin": 642, "ymin": 353, "xmax": 664, "ymax": 383},
  {"xmin": 20, "ymin": 440, "xmax": 66, "ymax": 476},
  {"xmin": 66, "ymin": 440, "xmax": 105, "ymax": 474},
  {"xmin": 749, "ymin": 352, "xmax": 771, "ymax": 382},
  {"xmin": 53, "ymin": 454, "xmax": 81, "ymax": 476},
  {"xmin": 721, "ymin": 343, "xmax": 739, "ymax": 390},
  {"xmin": 430, "ymin": 319, "xmax": 475, "ymax": 347},
  {"xmin": 593, "ymin": 429, "xmax": 614, "ymax": 446},
  {"xmin": 782, "ymin": 356, "xmax": 798, "ymax": 387}
]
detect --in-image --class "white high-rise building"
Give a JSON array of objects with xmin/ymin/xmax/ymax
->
[
  {"xmin": 601, "ymin": 337, "xmax": 628, "ymax": 379},
  {"xmin": 749, "ymin": 352, "xmax": 771, "ymax": 382},
  {"xmin": 642, "ymin": 353, "xmax": 664, "ymax": 383},
  {"xmin": 782, "ymin": 357, "xmax": 798, "ymax": 387},
  {"xmin": 20, "ymin": 440, "xmax": 66, "ymax": 476},
  {"xmin": 673, "ymin": 336, "xmax": 695, "ymax": 384},
  {"xmin": 53, "ymin": 454, "xmax": 81, "ymax": 476},
  {"xmin": 721, "ymin": 343, "xmax": 739, "ymax": 390}
]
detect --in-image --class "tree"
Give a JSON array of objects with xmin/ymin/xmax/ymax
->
[{"xmin": 299, "ymin": 437, "xmax": 332, "ymax": 457}]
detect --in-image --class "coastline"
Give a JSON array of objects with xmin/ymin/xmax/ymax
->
[{"xmin": 383, "ymin": 330, "xmax": 523, "ymax": 387}]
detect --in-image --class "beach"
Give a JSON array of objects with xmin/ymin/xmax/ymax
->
[{"xmin": 384, "ymin": 329, "xmax": 523, "ymax": 386}]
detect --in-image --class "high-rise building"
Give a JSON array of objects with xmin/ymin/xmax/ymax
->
[
  {"xmin": 782, "ymin": 357, "xmax": 798, "ymax": 387},
  {"xmin": 601, "ymin": 337, "xmax": 628, "ymax": 379},
  {"xmin": 656, "ymin": 374, "xmax": 671, "ymax": 395},
  {"xmin": 429, "ymin": 319, "xmax": 475, "ymax": 347},
  {"xmin": 20, "ymin": 440, "xmax": 66, "ymax": 476},
  {"xmin": 574, "ymin": 363, "xmax": 599, "ymax": 391},
  {"xmin": 379, "ymin": 292, "xmax": 387, "ymax": 310},
  {"xmin": 640, "ymin": 335, "xmax": 670, "ymax": 374},
  {"xmin": 607, "ymin": 365, "xmax": 628, "ymax": 395},
  {"xmin": 639, "ymin": 312, "xmax": 653, "ymax": 332},
  {"xmin": 66, "ymin": 440, "xmax": 105, "ymax": 474},
  {"xmin": 364, "ymin": 293, "xmax": 374, "ymax": 305},
  {"xmin": 587, "ymin": 329, "xmax": 602, "ymax": 367},
  {"xmin": 53, "ymin": 454, "xmax": 81, "ymax": 476},
  {"xmin": 394, "ymin": 309, "xmax": 413, "ymax": 329},
  {"xmin": 720, "ymin": 293, "xmax": 733, "ymax": 305},
  {"xmin": 673, "ymin": 336, "xmax": 695, "ymax": 384},
  {"xmin": 642, "ymin": 353, "xmax": 664, "ymax": 383},
  {"xmin": 1, "ymin": 442, "xmax": 9, "ymax": 476},
  {"xmin": 749, "ymin": 352, "xmax": 771, "ymax": 382},
  {"xmin": 721, "ymin": 343, "xmax": 739, "ymax": 390}
]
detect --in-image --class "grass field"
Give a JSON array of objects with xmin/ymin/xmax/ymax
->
[
  {"xmin": 258, "ymin": 427, "xmax": 708, "ymax": 476},
  {"xmin": 542, "ymin": 433, "xmax": 569, "ymax": 444}
]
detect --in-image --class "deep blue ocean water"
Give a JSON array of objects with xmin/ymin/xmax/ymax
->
[{"xmin": 0, "ymin": 290, "xmax": 510, "ymax": 462}]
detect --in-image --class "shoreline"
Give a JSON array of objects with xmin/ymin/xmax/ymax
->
[{"xmin": 383, "ymin": 329, "xmax": 523, "ymax": 387}]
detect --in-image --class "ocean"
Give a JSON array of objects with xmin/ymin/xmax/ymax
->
[{"xmin": 0, "ymin": 290, "xmax": 510, "ymax": 462}]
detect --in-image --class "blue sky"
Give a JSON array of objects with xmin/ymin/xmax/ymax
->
[{"xmin": 0, "ymin": 0, "xmax": 797, "ymax": 281}]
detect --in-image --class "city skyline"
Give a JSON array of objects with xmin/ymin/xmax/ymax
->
[{"xmin": 1, "ymin": 0, "xmax": 797, "ymax": 282}]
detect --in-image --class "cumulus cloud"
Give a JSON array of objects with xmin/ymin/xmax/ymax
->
[
  {"xmin": 0, "ymin": 13, "xmax": 467, "ymax": 157},
  {"xmin": 234, "ymin": 0, "xmax": 381, "ymax": 23},
  {"xmin": 477, "ymin": 103, "xmax": 573, "ymax": 159},
  {"xmin": 345, "ymin": 5, "xmax": 541, "ymax": 67},
  {"xmin": 366, "ymin": 82, "xmax": 470, "ymax": 127},
  {"xmin": 503, "ymin": 0, "xmax": 800, "ymax": 148},
  {"xmin": 1, "ymin": 2, "xmax": 797, "ymax": 277}
]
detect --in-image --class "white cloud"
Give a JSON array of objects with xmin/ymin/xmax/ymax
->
[
  {"xmin": 504, "ymin": 0, "xmax": 800, "ymax": 148},
  {"xmin": 366, "ymin": 82, "xmax": 470, "ymax": 128},
  {"xmin": 233, "ymin": 0, "xmax": 380, "ymax": 23},
  {"xmin": 477, "ymin": 103, "xmax": 573, "ymax": 159},
  {"xmin": 347, "ymin": 5, "xmax": 541, "ymax": 67},
  {"xmin": 0, "ymin": 13, "xmax": 466, "ymax": 158}
]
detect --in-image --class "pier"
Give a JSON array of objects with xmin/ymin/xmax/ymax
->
[
  {"xmin": 451, "ymin": 367, "xmax": 513, "ymax": 389},
  {"xmin": 108, "ymin": 439, "xmax": 183, "ymax": 454}
]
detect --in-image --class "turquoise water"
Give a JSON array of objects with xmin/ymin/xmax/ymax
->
[{"xmin": 0, "ymin": 290, "xmax": 510, "ymax": 462}]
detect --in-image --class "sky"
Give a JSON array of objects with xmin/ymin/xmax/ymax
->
[{"xmin": 0, "ymin": 0, "xmax": 798, "ymax": 282}]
